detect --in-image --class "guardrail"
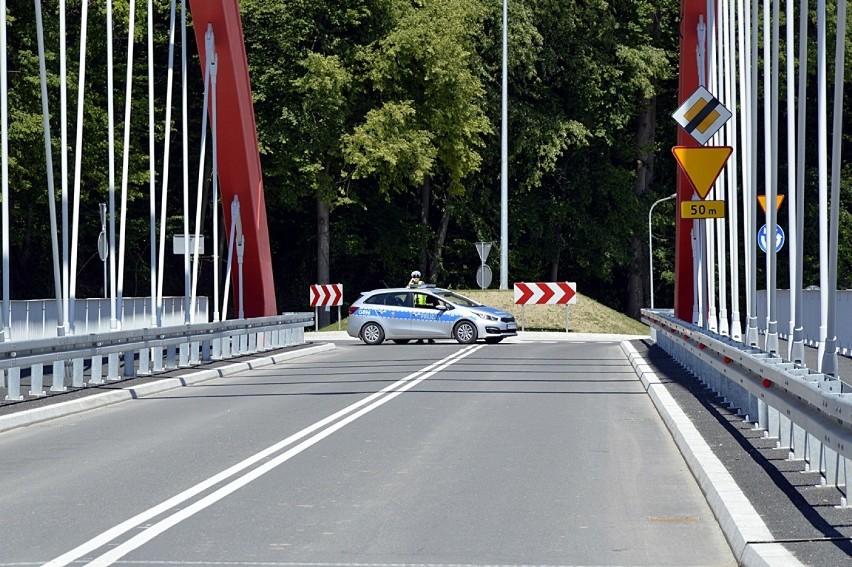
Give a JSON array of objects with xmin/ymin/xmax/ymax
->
[
  {"xmin": 642, "ymin": 308, "xmax": 852, "ymax": 506},
  {"xmin": 1, "ymin": 313, "xmax": 314, "ymax": 402},
  {"xmin": 756, "ymin": 289, "xmax": 852, "ymax": 354}
]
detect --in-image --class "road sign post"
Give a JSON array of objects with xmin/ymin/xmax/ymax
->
[
  {"xmin": 310, "ymin": 284, "xmax": 343, "ymax": 331},
  {"xmin": 475, "ymin": 242, "xmax": 493, "ymax": 289}
]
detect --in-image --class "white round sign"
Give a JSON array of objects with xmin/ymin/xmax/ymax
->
[
  {"xmin": 476, "ymin": 265, "xmax": 492, "ymax": 289},
  {"xmin": 97, "ymin": 231, "xmax": 108, "ymax": 261}
]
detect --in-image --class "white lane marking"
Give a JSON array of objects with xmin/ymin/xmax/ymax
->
[
  {"xmin": 44, "ymin": 345, "xmax": 483, "ymax": 567},
  {"xmin": 55, "ymin": 562, "xmax": 576, "ymax": 566}
]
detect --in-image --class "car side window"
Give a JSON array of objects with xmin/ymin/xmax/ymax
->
[
  {"xmin": 413, "ymin": 293, "xmax": 442, "ymax": 309},
  {"xmin": 364, "ymin": 293, "xmax": 393, "ymax": 306}
]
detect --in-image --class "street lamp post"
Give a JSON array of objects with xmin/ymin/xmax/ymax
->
[
  {"xmin": 499, "ymin": 0, "xmax": 508, "ymax": 289},
  {"xmin": 649, "ymin": 193, "xmax": 677, "ymax": 309}
]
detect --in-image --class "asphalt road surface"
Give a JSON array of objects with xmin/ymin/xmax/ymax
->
[{"xmin": 0, "ymin": 337, "xmax": 736, "ymax": 566}]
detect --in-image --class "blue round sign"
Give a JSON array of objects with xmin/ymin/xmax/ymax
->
[{"xmin": 757, "ymin": 224, "xmax": 785, "ymax": 253}]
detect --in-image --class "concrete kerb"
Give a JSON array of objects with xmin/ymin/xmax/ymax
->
[
  {"xmin": 0, "ymin": 343, "xmax": 335, "ymax": 435},
  {"xmin": 620, "ymin": 340, "xmax": 804, "ymax": 567}
]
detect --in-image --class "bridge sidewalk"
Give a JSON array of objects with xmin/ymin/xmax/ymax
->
[{"xmin": 630, "ymin": 337, "xmax": 852, "ymax": 567}]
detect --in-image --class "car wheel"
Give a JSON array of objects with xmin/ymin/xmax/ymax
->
[
  {"xmin": 484, "ymin": 337, "xmax": 503, "ymax": 344},
  {"xmin": 453, "ymin": 321, "xmax": 477, "ymax": 344},
  {"xmin": 392, "ymin": 339, "xmax": 411, "ymax": 344},
  {"xmin": 360, "ymin": 322, "xmax": 385, "ymax": 345}
]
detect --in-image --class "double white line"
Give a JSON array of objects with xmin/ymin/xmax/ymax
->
[{"xmin": 45, "ymin": 344, "xmax": 484, "ymax": 566}]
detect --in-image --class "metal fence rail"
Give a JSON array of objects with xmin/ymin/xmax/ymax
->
[
  {"xmin": 1, "ymin": 313, "xmax": 314, "ymax": 401},
  {"xmin": 756, "ymin": 290, "xmax": 852, "ymax": 354},
  {"xmin": 642, "ymin": 309, "xmax": 852, "ymax": 506}
]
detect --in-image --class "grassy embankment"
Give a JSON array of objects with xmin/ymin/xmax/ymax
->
[{"xmin": 318, "ymin": 289, "xmax": 650, "ymax": 335}]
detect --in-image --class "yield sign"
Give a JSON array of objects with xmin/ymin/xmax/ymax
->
[
  {"xmin": 672, "ymin": 146, "xmax": 733, "ymax": 199},
  {"xmin": 757, "ymin": 194, "xmax": 785, "ymax": 213}
]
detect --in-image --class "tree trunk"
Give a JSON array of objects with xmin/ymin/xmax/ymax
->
[
  {"xmin": 626, "ymin": 11, "xmax": 661, "ymax": 319},
  {"xmin": 430, "ymin": 194, "xmax": 452, "ymax": 282},
  {"xmin": 316, "ymin": 196, "xmax": 331, "ymax": 329},
  {"xmin": 627, "ymin": 94, "xmax": 656, "ymax": 318},
  {"xmin": 549, "ymin": 223, "xmax": 561, "ymax": 281},
  {"xmin": 420, "ymin": 177, "xmax": 431, "ymax": 278}
]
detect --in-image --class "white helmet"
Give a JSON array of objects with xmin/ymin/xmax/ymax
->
[{"xmin": 411, "ymin": 270, "xmax": 421, "ymax": 278}]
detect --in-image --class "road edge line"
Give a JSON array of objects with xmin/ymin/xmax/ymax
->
[{"xmin": 620, "ymin": 339, "xmax": 804, "ymax": 567}]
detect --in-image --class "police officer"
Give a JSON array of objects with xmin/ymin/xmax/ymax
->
[
  {"xmin": 408, "ymin": 270, "xmax": 422, "ymax": 287},
  {"xmin": 407, "ymin": 270, "xmax": 434, "ymax": 344}
]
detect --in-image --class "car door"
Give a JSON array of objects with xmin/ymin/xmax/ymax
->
[
  {"xmin": 361, "ymin": 292, "xmax": 412, "ymax": 338},
  {"xmin": 409, "ymin": 292, "xmax": 453, "ymax": 338}
]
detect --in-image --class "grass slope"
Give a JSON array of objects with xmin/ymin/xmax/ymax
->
[{"xmin": 321, "ymin": 289, "xmax": 649, "ymax": 335}]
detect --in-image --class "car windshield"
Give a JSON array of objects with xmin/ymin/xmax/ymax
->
[{"xmin": 434, "ymin": 290, "xmax": 482, "ymax": 307}]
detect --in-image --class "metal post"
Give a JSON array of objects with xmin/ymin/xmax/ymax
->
[
  {"xmin": 499, "ymin": 0, "xmax": 509, "ymax": 289},
  {"xmin": 1, "ymin": 0, "xmax": 9, "ymax": 341},
  {"xmin": 648, "ymin": 194, "xmax": 677, "ymax": 309}
]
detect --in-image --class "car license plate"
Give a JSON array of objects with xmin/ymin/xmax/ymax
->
[{"xmin": 507, "ymin": 323, "xmax": 517, "ymax": 330}]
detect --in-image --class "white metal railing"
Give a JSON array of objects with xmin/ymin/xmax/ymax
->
[
  {"xmin": 642, "ymin": 308, "xmax": 852, "ymax": 507},
  {"xmin": 1, "ymin": 312, "xmax": 314, "ymax": 402},
  {"xmin": 8, "ymin": 297, "xmax": 207, "ymax": 341},
  {"xmin": 756, "ymin": 289, "xmax": 852, "ymax": 354}
]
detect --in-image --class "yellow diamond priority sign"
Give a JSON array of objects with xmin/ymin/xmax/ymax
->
[
  {"xmin": 672, "ymin": 146, "xmax": 733, "ymax": 199},
  {"xmin": 672, "ymin": 86, "xmax": 732, "ymax": 146}
]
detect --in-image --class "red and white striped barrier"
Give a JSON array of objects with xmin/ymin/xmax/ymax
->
[
  {"xmin": 513, "ymin": 282, "xmax": 578, "ymax": 332},
  {"xmin": 513, "ymin": 282, "xmax": 577, "ymax": 305},
  {"xmin": 310, "ymin": 284, "xmax": 344, "ymax": 332},
  {"xmin": 310, "ymin": 284, "xmax": 343, "ymax": 307}
]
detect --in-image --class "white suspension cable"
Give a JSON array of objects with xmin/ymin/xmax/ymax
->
[
  {"xmin": 746, "ymin": 0, "xmax": 760, "ymax": 347},
  {"xmin": 148, "ymin": 0, "xmax": 157, "ymax": 326},
  {"xmin": 60, "ymin": 0, "xmax": 69, "ymax": 334},
  {"xmin": 817, "ymin": 0, "xmax": 828, "ymax": 369},
  {"xmin": 790, "ymin": 0, "xmax": 809, "ymax": 364},
  {"xmin": 107, "ymin": 0, "xmax": 117, "ymax": 329},
  {"xmin": 181, "ymin": 0, "xmax": 190, "ymax": 323},
  {"xmin": 222, "ymin": 197, "xmax": 241, "ymax": 321},
  {"xmin": 761, "ymin": 0, "xmax": 773, "ymax": 351},
  {"xmin": 738, "ymin": 0, "xmax": 753, "ymax": 342},
  {"xmin": 822, "ymin": 0, "xmax": 847, "ymax": 376},
  {"xmin": 728, "ymin": 0, "xmax": 742, "ymax": 341},
  {"xmin": 706, "ymin": 0, "xmax": 717, "ymax": 333},
  {"xmin": 717, "ymin": 0, "xmax": 730, "ymax": 338},
  {"xmin": 35, "ymin": 0, "xmax": 64, "ymax": 338},
  {"xmin": 156, "ymin": 0, "xmax": 178, "ymax": 327},
  {"xmin": 212, "ymin": 52, "xmax": 220, "ymax": 322},
  {"xmin": 190, "ymin": 25, "xmax": 215, "ymax": 322},
  {"xmin": 785, "ymin": 0, "xmax": 797, "ymax": 361},
  {"xmin": 765, "ymin": 0, "xmax": 780, "ymax": 355},
  {"xmin": 117, "ymin": 0, "xmax": 138, "ymax": 326},
  {"xmin": 68, "ymin": 0, "xmax": 90, "ymax": 335}
]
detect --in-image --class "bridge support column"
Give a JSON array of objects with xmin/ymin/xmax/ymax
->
[{"xmin": 675, "ymin": 0, "xmax": 702, "ymax": 321}]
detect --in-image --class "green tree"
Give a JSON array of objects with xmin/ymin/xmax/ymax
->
[{"xmin": 344, "ymin": 0, "xmax": 491, "ymax": 282}]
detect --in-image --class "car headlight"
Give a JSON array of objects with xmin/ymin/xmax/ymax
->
[{"xmin": 472, "ymin": 311, "xmax": 498, "ymax": 321}]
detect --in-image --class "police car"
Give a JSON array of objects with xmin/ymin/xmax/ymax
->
[{"xmin": 347, "ymin": 286, "xmax": 518, "ymax": 345}]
